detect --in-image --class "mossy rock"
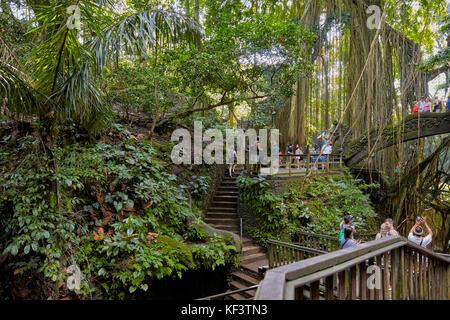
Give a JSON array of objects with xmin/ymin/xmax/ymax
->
[{"xmin": 154, "ymin": 235, "xmax": 194, "ymax": 268}]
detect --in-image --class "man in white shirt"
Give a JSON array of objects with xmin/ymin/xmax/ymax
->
[{"xmin": 408, "ymin": 217, "xmax": 433, "ymax": 248}]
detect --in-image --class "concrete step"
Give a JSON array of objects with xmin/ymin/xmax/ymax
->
[
  {"xmin": 241, "ymin": 260, "xmax": 269, "ymax": 275},
  {"xmin": 213, "ymin": 195, "xmax": 238, "ymax": 202},
  {"xmin": 241, "ymin": 252, "xmax": 268, "ymax": 265},
  {"xmin": 205, "ymin": 212, "xmax": 238, "ymax": 219},
  {"xmin": 216, "ymin": 191, "xmax": 239, "ymax": 197},
  {"xmin": 232, "ymin": 271, "xmax": 260, "ymax": 287},
  {"xmin": 204, "ymin": 217, "xmax": 239, "ymax": 225},
  {"xmin": 224, "ymin": 291, "xmax": 250, "ymax": 300},
  {"xmin": 208, "ymin": 207, "xmax": 237, "ymax": 213},
  {"xmin": 221, "ymin": 181, "xmax": 237, "ymax": 186},
  {"xmin": 210, "ymin": 201, "xmax": 237, "ymax": 208},
  {"xmin": 241, "ymin": 237, "xmax": 254, "ymax": 246},
  {"xmin": 211, "ymin": 225, "xmax": 240, "ymax": 232},
  {"xmin": 242, "ymin": 245, "xmax": 263, "ymax": 256},
  {"xmin": 229, "ymin": 281, "xmax": 257, "ymax": 299},
  {"xmin": 222, "ymin": 177, "xmax": 237, "ymax": 181},
  {"xmin": 217, "ymin": 186, "xmax": 239, "ymax": 192}
]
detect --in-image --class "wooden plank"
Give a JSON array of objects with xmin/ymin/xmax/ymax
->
[
  {"xmin": 414, "ymin": 250, "xmax": 419, "ymax": 300},
  {"xmin": 424, "ymin": 254, "xmax": 428, "ymax": 300},
  {"xmin": 418, "ymin": 252, "xmax": 423, "ymax": 300},
  {"xmin": 325, "ymin": 275, "xmax": 334, "ymax": 300},
  {"xmin": 429, "ymin": 259, "xmax": 434, "ymax": 300},
  {"xmin": 294, "ymin": 286, "xmax": 304, "ymax": 300},
  {"xmin": 408, "ymin": 248, "xmax": 414, "ymax": 300},
  {"xmin": 268, "ymin": 243, "xmax": 274, "ymax": 269},
  {"xmin": 350, "ymin": 265, "xmax": 357, "ymax": 300},
  {"xmin": 376, "ymin": 255, "xmax": 382, "ymax": 300},
  {"xmin": 439, "ymin": 262, "xmax": 443, "ymax": 299},
  {"xmin": 383, "ymin": 252, "xmax": 389, "ymax": 300},
  {"xmin": 359, "ymin": 261, "xmax": 367, "ymax": 300},
  {"xmin": 445, "ymin": 263, "xmax": 449, "ymax": 300},
  {"xmin": 338, "ymin": 271, "xmax": 346, "ymax": 300},
  {"xmin": 310, "ymin": 280, "xmax": 320, "ymax": 300},
  {"xmin": 391, "ymin": 248, "xmax": 399, "ymax": 300},
  {"xmin": 369, "ymin": 258, "xmax": 375, "ymax": 300},
  {"xmin": 400, "ymin": 247, "xmax": 406, "ymax": 300}
]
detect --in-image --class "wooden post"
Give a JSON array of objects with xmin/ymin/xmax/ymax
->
[
  {"xmin": 369, "ymin": 258, "xmax": 375, "ymax": 300},
  {"xmin": 311, "ymin": 280, "xmax": 320, "ymax": 300},
  {"xmin": 376, "ymin": 255, "xmax": 383, "ymax": 300},
  {"xmin": 325, "ymin": 275, "xmax": 334, "ymax": 300},
  {"xmin": 414, "ymin": 251, "xmax": 419, "ymax": 300},
  {"xmin": 392, "ymin": 248, "xmax": 399, "ymax": 300},
  {"xmin": 338, "ymin": 271, "xmax": 346, "ymax": 300},
  {"xmin": 383, "ymin": 252, "xmax": 390, "ymax": 300},
  {"xmin": 295, "ymin": 286, "xmax": 304, "ymax": 300},
  {"xmin": 350, "ymin": 265, "xmax": 357, "ymax": 299},
  {"xmin": 268, "ymin": 242, "xmax": 273, "ymax": 269},
  {"xmin": 288, "ymin": 155, "xmax": 291, "ymax": 176},
  {"xmin": 401, "ymin": 247, "xmax": 407, "ymax": 300},
  {"xmin": 359, "ymin": 261, "xmax": 367, "ymax": 300},
  {"xmin": 406, "ymin": 248, "xmax": 412, "ymax": 300},
  {"xmin": 306, "ymin": 154, "xmax": 310, "ymax": 173}
]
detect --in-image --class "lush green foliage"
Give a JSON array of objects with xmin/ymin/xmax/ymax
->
[
  {"xmin": 237, "ymin": 173, "xmax": 379, "ymax": 245},
  {"xmin": 0, "ymin": 127, "xmax": 236, "ymax": 299}
]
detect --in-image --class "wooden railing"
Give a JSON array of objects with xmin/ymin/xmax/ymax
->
[
  {"xmin": 292, "ymin": 231, "xmax": 340, "ymax": 252},
  {"xmin": 267, "ymin": 240, "xmax": 326, "ymax": 269},
  {"xmin": 259, "ymin": 153, "xmax": 344, "ymax": 176},
  {"xmin": 257, "ymin": 237, "xmax": 450, "ymax": 300}
]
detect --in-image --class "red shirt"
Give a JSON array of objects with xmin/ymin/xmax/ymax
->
[{"xmin": 413, "ymin": 104, "xmax": 419, "ymax": 114}]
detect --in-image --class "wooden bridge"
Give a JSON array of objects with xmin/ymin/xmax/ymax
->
[
  {"xmin": 257, "ymin": 235, "xmax": 450, "ymax": 300},
  {"xmin": 339, "ymin": 112, "xmax": 450, "ymax": 167},
  {"xmin": 258, "ymin": 153, "xmax": 344, "ymax": 177}
]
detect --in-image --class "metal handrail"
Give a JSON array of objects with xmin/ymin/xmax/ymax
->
[{"xmin": 196, "ymin": 285, "xmax": 260, "ymax": 300}]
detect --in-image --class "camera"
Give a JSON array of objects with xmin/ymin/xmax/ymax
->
[{"xmin": 417, "ymin": 216, "xmax": 422, "ymax": 222}]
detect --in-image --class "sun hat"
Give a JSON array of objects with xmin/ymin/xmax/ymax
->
[{"xmin": 414, "ymin": 226, "xmax": 424, "ymax": 236}]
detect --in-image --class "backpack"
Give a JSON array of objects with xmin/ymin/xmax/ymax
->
[{"xmin": 338, "ymin": 229, "xmax": 345, "ymax": 245}]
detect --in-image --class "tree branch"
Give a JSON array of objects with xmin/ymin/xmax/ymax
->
[
  {"xmin": 427, "ymin": 65, "xmax": 450, "ymax": 83},
  {"xmin": 155, "ymin": 93, "xmax": 268, "ymax": 127}
]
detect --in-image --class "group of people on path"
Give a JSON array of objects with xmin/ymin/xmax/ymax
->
[
  {"xmin": 285, "ymin": 138, "xmax": 333, "ymax": 169},
  {"xmin": 412, "ymin": 96, "xmax": 450, "ymax": 114},
  {"xmin": 338, "ymin": 215, "xmax": 433, "ymax": 249}
]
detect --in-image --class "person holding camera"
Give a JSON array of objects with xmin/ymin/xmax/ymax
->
[{"xmin": 408, "ymin": 217, "xmax": 433, "ymax": 248}]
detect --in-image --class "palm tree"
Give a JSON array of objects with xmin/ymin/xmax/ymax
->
[
  {"xmin": 0, "ymin": 0, "xmax": 201, "ymax": 208},
  {"xmin": 1, "ymin": 0, "xmax": 200, "ymax": 140}
]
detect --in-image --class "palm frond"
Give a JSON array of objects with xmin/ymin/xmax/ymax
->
[
  {"xmin": 90, "ymin": 6, "xmax": 202, "ymax": 74},
  {"xmin": 57, "ymin": 59, "xmax": 113, "ymax": 135},
  {"xmin": 0, "ymin": 62, "xmax": 42, "ymax": 116}
]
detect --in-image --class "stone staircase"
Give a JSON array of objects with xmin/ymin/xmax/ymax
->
[{"xmin": 204, "ymin": 169, "xmax": 268, "ymax": 300}]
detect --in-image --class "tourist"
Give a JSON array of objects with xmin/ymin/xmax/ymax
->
[
  {"xmin": 311, "ymin": 146, "xmax": 319, "ymax": 169},
  {"xmin": 375, "ymin": 222, "xmax": 397, "ymax": 240},
  {"xmin": 287, "ymin": 143, "xmax": 293, "ymax": 165},
  {"xmin": 339, "ymin": 215, "xmax": 355, "ymax": 245},
  {"xmin": 412, "ymin": 101, "xmax": 419, "ymax": 114},
  {"xmin": 424, "ymin": 97, "xmax": 432, "ymax": 112},
  {"xmin": 295, "ymin": 144, "xmax": 303, "ymax": 169},
  {"xmin": 408, "ymin": 217, "xmax": 432, "ymax": 248},
  {"xmin": 384, "ymin": 218, "xmax": 399, "ymax": 236},
  {"xmin": 341, "ymin": 227, "xmax": 360, "ymax": 249},
  {"xmin": 419, "ymin": 97, "xmax": 426, "ymax": 112},
  {"xmin": 227, "ymin": 145, "xmax": 237, "ymax": 177},
  {"xmin": 446, "ymin": 96, "xmax": 450, "ymax": 112},
  {"xmin": 433, "ymin": 97, "xmax": 442, "ymax": 113}
]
